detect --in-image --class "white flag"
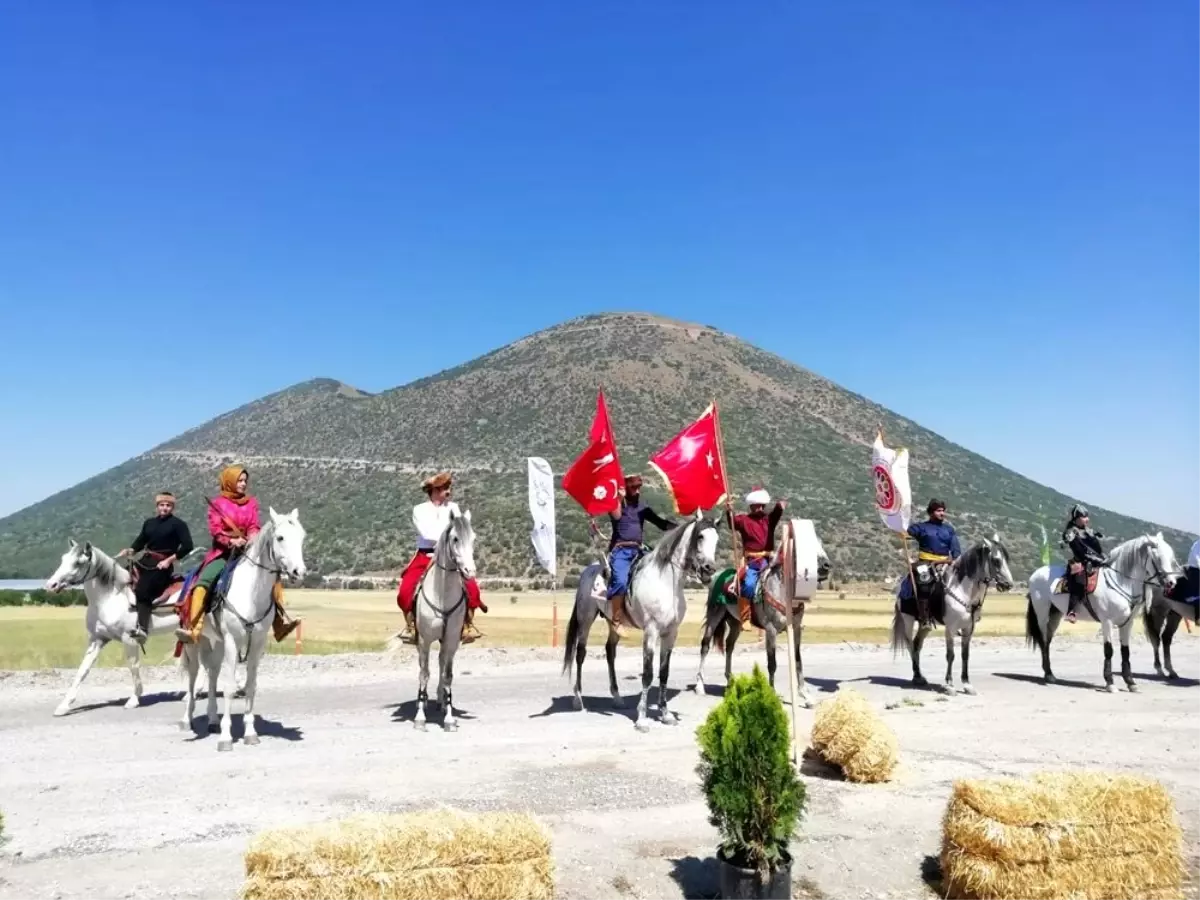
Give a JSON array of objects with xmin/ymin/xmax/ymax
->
[
  {"xmin": 527, "ymin": 457, "xmax": 557, "ymax": 577},
  {"xmin": 871, "ymin": 431, "xmax": 912, "ymax": 533}
]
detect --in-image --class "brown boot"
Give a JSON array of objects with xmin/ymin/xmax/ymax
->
[
  {"xmin": 401, "ymin": 609, "xmax": 418, "ymax": 644},
  {"xmin": 609, "ymin": 593, "xmax": 627, "ymax": 637},
  {"xmin": 272, "ymin": 608, "xmax": 301, "ymax": 643},
  {"xmin": 737, "ymin": 595, "xmax": 753, "ymax": 626},
  {"xmin": 461, "ymin": 608, "xmax": 482, "ymax": 644}
]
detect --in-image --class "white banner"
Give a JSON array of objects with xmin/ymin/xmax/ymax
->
[
  {"xmin": 871, "ymin": 431, "xmax": 912, "ymax": 533},
  {"xmin": 788, "ymin": 518, "xmax": 823, "ymax": 601},
  {"xmin": 527, "ymin": 457, "xmax": 557, "ymax": 577}
]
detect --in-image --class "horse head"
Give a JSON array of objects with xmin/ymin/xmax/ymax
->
[
  {"xmin": 686, "ymin": 514, "xmax": 720, "ymax": 585},
  {"xmin": 1142, "ymin": 531, "xmax": 1182, "ymax": 590},
  {"xmin": 45, "ymin": 538, "xmax": 94, "ymax": 593},
  {"xmin": 444, "ymin": 505, "xmax": 477, "ymax": 581},
  {"xmin": 981, "ymin": 532, "xmax": 1015, "ymax": 592},
  {"xmin": 267, "ymin": 507, "xmax": 308, "ymax": 582}
]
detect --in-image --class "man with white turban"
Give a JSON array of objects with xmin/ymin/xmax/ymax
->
[{"xmin": 724, "ymin": 487, "xmax": 787, "ymax": 625}]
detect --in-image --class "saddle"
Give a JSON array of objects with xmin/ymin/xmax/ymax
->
[
  {"xmin": 900, "ymin": 564, "xmax": 948, "ymax": 625},
  {"xmin": 1051, "ymin": 565, "xmax": 1098, "ymax": 596},
  {"xmin": 128, "ymin": 566, "xmax": 187, "ymax": 607}
]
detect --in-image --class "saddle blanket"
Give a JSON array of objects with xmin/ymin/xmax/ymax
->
[{"xmin": 1052, "ymin": 571, "xmax": 1098, "ymax": 595}]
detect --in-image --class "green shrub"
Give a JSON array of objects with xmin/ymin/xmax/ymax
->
[
  {"xmin": 0, "ymin": 588, "xmax": 86, "ymax": 607},
  {"xmin": 695, "ymin": 664, "xmax": 806, "ymax": 875}
]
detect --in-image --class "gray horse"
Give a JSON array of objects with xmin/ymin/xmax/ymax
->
[{"xmin": 1142, "ymin": 583, "xmax": 1195, "ymax": 681}]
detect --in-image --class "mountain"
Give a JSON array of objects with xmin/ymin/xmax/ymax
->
[{"xmin": 0, "ymin": 312, "xmax": 1193, "ymax": 583}]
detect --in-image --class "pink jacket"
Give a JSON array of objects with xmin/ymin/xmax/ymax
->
[{"xmin": 200, "ymin": 495, "xmax": 261, "ymax": 568}]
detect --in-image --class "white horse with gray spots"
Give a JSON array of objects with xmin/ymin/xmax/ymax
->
[
  {"xmin": 177, "ymin": 508, "xmax": 307, "ymax": 750},
  {"xmin": 1026, "ymin": 532, "xmax": 1181, "ymax": 692},
  {"xmin": 890, "ymin": 534, "xmax": 1015, "ymax": 694},
  {"xmin": 562, "ymin": 511, "xmax": 720, "ymax": 731},
  {"xmin": 45, "ymin": 540, "xmax": 204, "ymax": 716}
]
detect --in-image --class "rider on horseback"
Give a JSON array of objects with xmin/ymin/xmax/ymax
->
[
  {"xmin": 397, "ymin": 472, "xmax": 486, "ymax": 645},
  {"xmin": 1171, "ymin": 538, "xmax": 1200, "ymax": 607},
  {"xmin": 176, "ymin": 465, "xmax": 301, "ymax": 645},
  {"xmin": 900, "ymin": 499, "xmax": 962, "ymax": 626},
  {"xmin": 117, "ymin": 491, "xmax": 194, "ymax": 645},
  {"xmin": 1062, "ymin": 504, "xmax": 1107, "ymax": 623},
  {"xmin": 724, "ymin": 488, "xmax": 786, "ymax": 625},
  {"xmin": 606, "ymin": 474, "xmax": 675, "ymax": 637}
]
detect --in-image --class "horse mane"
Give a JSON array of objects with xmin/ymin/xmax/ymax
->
[
  {"xmin": 88, "ymin": 546, "xmax": 128, "ymax": 591},
  {"xmin": 651, "ymin": 518, "xmax": 700, "ymax": 567},
  {"xmin": 1107, "ymin": 534, "xmax": 1150, "ymax": 573},
  {"xmin": 247, "ymin": 517, "xmax": 277, "ymax": 565},
  {"xmin": 952, "ymin": 538, "xmax": 1008, "ymax": 583}
]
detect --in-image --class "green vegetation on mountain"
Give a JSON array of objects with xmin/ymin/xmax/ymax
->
[{"xmin": 0, "ymin": 313, "xmax": 1192, "ymax": 582}]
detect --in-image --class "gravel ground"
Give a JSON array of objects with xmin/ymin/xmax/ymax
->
[{"xmin": 0, "ymin": 633, "xmax": 1196, "ymax": 900}]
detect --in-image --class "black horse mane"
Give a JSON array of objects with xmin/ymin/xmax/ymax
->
[{"xmin": 651, "ymin": 517, "xmax": 714, "ymax": 567}]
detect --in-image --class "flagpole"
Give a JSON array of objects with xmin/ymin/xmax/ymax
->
[
  {"xmin": 713, "ymin": 399, "xmax": 801, "ymax": 766},
  {"xmin": 780, "ymin": 520, "xmax": 802, "ymax": 768}
]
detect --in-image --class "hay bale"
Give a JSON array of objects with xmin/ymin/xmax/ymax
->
[
  {"xmin": 809, "ymin": 687, "xmax": 898, "ymax": 783},
  {"xmin": 240, "ymin": 808, "xmax": 554, "ymax": 900},
  {"xmin": 941, "ymin": 771, "xmax": 1186, "ymax": 900}
]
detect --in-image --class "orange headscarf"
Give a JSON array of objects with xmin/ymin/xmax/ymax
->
[{"xmin": 218, "ymin": 465, "xmax": 250, "ymax": 505}]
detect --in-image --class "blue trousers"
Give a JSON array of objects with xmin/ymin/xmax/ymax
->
[
  {"xmin": 897, "ymin": 573, "xmax": 915, "ymax": 602},
  {"xmin": 740, "ymin": 558, "xmax": 768, "ymax": 599},
  {"xmin": 607, "ymin": 546, "xmax": 640, "ymax": 599}
]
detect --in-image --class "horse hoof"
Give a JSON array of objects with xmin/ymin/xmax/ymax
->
[
  {"xmin": 1105, "ymin": 684, "xmax": 1117, "ymax": 694},
  {"xmin": 1126, "ymin": 683, "xmax": 1139, "ymax": 694},
  {"xmin": 635, "ymin": 720, "xmax": 651, "ymax": 733},
  {"xmin": 124, "ymin": 697, "xmax": 140, "ymax": 710},
  {"xmin": 217, "ymin": 741, "xmax": 233, "ymax": 752},
  {"xmin": 1154, "ymin": 667, "xmax": 1166, "ymax": 678},
  {"xmin": 961, "ymin": 684, "xmax": 977, "ymax": 696},
  {"xmin": 53, "ymin": 704, "xmax": 70, "ymax": 717},
  {"xmin": 443, "ymin": 722, "xmax": 459, "ymax": 732},
  {"xmin": 661, "ymin": 712, "xmax": 679, "ymax": 726},
  {"xmin": 912, "ymin": 677, "xmax": 928, "ymax": 688},
  {"xmin": 1168, "ymin": 671, "xmax": 1180, "ymax": 681},
  {"xmin": 571, "ymin": 695, "xmax": 584, "ymax": 712},
  {"xmin": 244, "ymin": 734, "xmax": 261, "ymax": 746},
  {"xmin": 177, "ymin": 721, "xmax": 190, "ymax": 732},
  {"xmin": 941, "ymin": 684, "xmax": 955, "ymax": 695},
  {"xmin": 414, "ymin": 721, "xmax": 427, "ymax": 732},
  {"xmin": 1043, "ymin": 674, "xmax": 1057, "ymax": 685},
  {"xmin": 691, "ymin": 681, "xmax": 704, "ymax": 694}
]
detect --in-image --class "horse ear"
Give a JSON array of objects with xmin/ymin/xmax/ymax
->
[
  {"xmin": 1155, "ymin": 531, "xmax": 1163, "ymax": 541},
  {"xmin": 992, "ymin": 532, "xmax": 1000, "ymax": 544},
  {"xmin": 67, "ymin": 538, "xmax": 77, "ymax": 550},
  {"xmin": 464, "ymin": 509, "xmax": 472, "ymax": 524},
  {"xmin": 288, "ymin": 508, "xmax": 299, "ymax": 520},
  {"xmin": 83, "ymin": 541, "xmax": 93, "ymax": 555},
  {"xmin": 268, "ymin": 506, "xmax": 279, "ymax": 521}
]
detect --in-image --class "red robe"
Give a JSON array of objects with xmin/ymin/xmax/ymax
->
[{"xmin": 396, "ymin": 550, "xmax": 483, "ymax": 614}]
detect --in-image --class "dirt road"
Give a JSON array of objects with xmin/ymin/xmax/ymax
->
[{"xmin": 0, "ymin": 635, "xmax": 1196, "ymax": 899}]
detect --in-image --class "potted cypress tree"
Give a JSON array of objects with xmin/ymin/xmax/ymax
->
[{"xmin": 696, "ymin": 664, "xmax": 806, "ymax": 899}]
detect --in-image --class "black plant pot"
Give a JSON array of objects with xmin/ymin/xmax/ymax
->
[{"xmin": 716, "ymin": 846, "xmax": 793, "ymax": 899}]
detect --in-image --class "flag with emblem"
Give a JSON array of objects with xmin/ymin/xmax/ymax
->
[
  {"xmin": 871, "ymin": 429, "xmax": 912, "ymax": 533},
  {"xmin": 561, "ymin": 389, "xmax": 624, "ymax": 516},
  {"xmin": 649, "ymin": 402, "xmax": 729, "ymax": 515},
  {"xmin": 527, "ymin": 457, "xmax": 557, "ymax": 577}
]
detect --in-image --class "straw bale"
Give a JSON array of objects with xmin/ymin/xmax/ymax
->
[
  {"xmin": 940, "ymin": 771, "xmax": 1186, "ymax": 900},
  {"xmin": 809, "ymin": 688, "xmax": 898, "ymax": 783},
  {"xmin": 240, "ymin": 808, "xmax": 554, "ymax": 900}
]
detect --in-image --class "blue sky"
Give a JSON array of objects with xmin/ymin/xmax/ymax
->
[{"xmin": 1, "ymin": 2, "xmax": 1196, "ymax": 532}]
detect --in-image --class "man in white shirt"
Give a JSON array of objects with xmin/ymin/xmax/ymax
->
[{"xmin": 395, "ymin": 472, "xmax": 486, "ymax": 644}]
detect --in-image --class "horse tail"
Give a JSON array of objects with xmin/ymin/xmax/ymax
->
[
  {"xmin": 1025, "ymin": 593, "xmax": 1046, "ymax": 652},
  {"xmin": 889, "ymin": 607, "xmax": 912, "ymax": 657},
  {"xmin": 1141, "ymin": 600, "xmax": 1160, "ymax": 643},
  {"xmin": 712, "ymin": 615, "xmax": 729, "ymax": 655},
  {"xmin": 561, "ymin": 567, "xmax": 593, "ymax": 676}
]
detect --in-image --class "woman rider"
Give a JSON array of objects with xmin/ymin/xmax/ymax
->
[{"xmin": 175, "ymin": 464, "xmax": 301, "ymax": 645}]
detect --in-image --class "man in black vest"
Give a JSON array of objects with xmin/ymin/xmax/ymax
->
[{"xmin": 118, "ymin": 491, "xmax": 194, "ymax": 644}]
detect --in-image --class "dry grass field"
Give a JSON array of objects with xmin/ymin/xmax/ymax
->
[{"xmin": 0, "ymin": 586, "xmax": 1039, "ymax": 670}]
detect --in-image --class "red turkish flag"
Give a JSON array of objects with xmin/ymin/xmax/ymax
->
[
  {"xmin": 561, "ymin": 390, "xmax": 625, "ymax": 515},
  {"xmin": 648, "ymin": 402, "xmax": 730, "ymax": 515}
]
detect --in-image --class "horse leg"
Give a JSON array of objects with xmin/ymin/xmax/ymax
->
[
  {"xmin": 1162, "ymin": 612, "xmax": 1182, "ymax": 680},
  {"xmin": 765, "ymin": 625, "xmax": 778, "ymax": 690},
  {"xmin": 123, "ymin": 639, "xmax": 144, "ymax": 709},
  {"xmin": 911, "ymin": 621, "xmax": 930, "ymax": 687},
  {"xmin": 179, "ymin": 646, "xmax": 200, "ymax": 732},
  {"xmin": 572, "ymin": 609, "xmax": 595, "ymax": 712},
  {"xmin": 942, "ymin": 627, "xmax": 957, "ymax": 694},
  {"xmin": 1042, "ymin": 605, "xmax": 1063, "ymax": 684},
  {"xmin": 634, "ymin": 634, "xmax": 655, "ymax": 733},
  {"xmin": 203, "ymin": 640, "xmax": 221, "ymax": 731},
  {"xmin": 960, "ymin": 620, "xmax": 977, "ymax": 695},
  {"xmin": 55, "ymin": 637, "xmax": 105, "ymax": 716},
  {"xmin": 414, "ymin": 635, "xmax": 432, "ymax": 731},
  {"xmin": 793, "ymin": 607, "xmax": 813, "ymax": 708},
  {"xmin": 605, "ymin": 629, "xmax": 624, "ymax": 709},
  {"xmin": 1147, "ymin": 607, "xmax": 1165, "ymax": 677},
  {"xmin": 724, "ymin": 617, "xmax": 741, "ymax": 683},
  {"xmin": 1099, "ymin": 619, "xmax": 1116, "ymax": 693},
  {"xmin": 1119, "ymin": 618, "xmax": 1137, "ymax": 693},
  {"xmin": 217, "ymin": 634, "xmax": 239, "ymax": 751},
  {"xmin": 658, "ymin": 631, "xmax": 679, "ymax": 726},
  {"xmin": 439, "ymin": 629, "xmax": 459, "ymax": 732},
  {"xmin": 693, "ymin": 605, "xmax": 721, "ymax": 693},
  {"xmin": 241, "ymin": 631, "xmax": 265, "ymax": 745}
]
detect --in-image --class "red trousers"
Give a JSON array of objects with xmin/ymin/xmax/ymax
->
[{"xmin": 396, "ymin": 550, "xmax": 483, "ymax": 614}]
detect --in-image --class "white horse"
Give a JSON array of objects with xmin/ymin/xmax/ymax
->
[
  {"xmin": 1142, "ymin": 584, "xmax": 1195, "ymax": 681},
  {"xmin": 408, "ymin": 505, "xmax": 477, "ymax": 733},
  {"xmin": 45, "ymin": 540, "xmax": 195, "ymax": 716},
  {"xmin": 178, "ymin": 508, "xmax": 307, "ymax": 750},
  {"xmin": 1026, "ymin": 532, "xmax": 1181, "ymax": 692},
  {"xmin": 890, "ymin": 535, "xmax": 1015, "ymax": 695},
  {"xmin": 562, "ymin": 512, "xmax": 720, "ymax": 731},
  {"xmin": 693, "ymin": 519, "xmax": 831, "ymax": 707}
]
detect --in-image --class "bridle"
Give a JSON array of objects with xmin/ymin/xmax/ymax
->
[{"xmin": 418, "ymin": 519, "xmax": 473, "ymax": 619}]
